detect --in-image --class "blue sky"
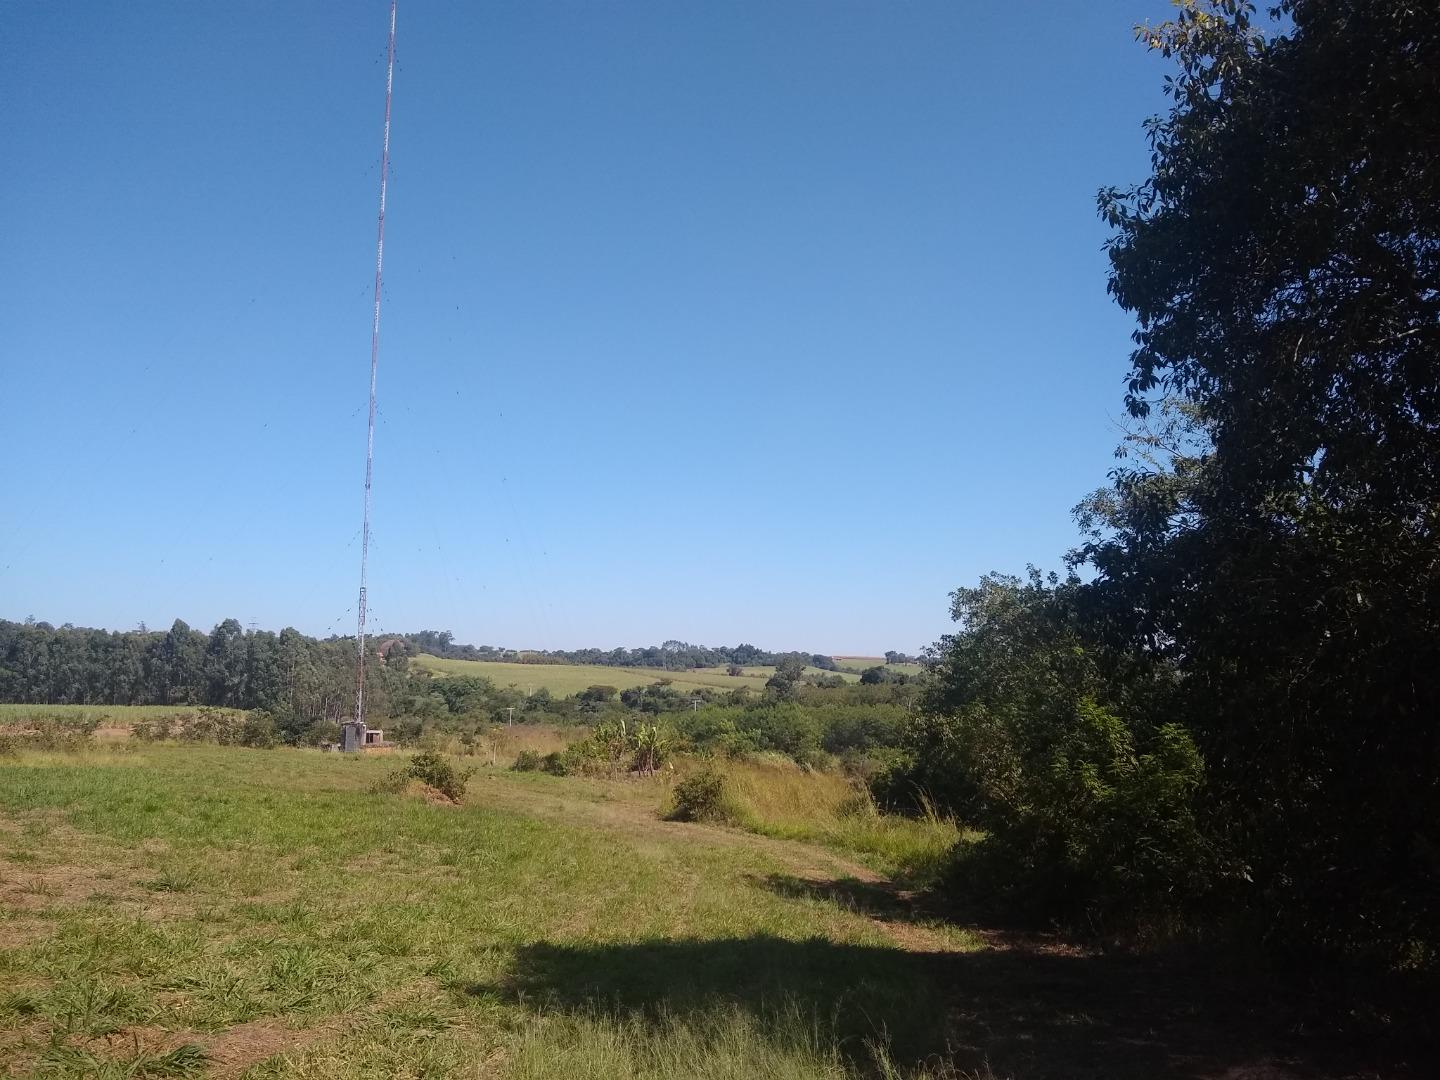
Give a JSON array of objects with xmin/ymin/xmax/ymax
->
[{"xmin": 3, "ymin": 1, "xmax": 1171, "ymax": 655}]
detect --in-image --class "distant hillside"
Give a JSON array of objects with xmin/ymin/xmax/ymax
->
[
  {"xmin": 398, "ymin": 632, "xmax": 916, "ymax": 675},
  {"xmin": 833, "ymin": 656, "xmax": 926, "ymax": 676},
  {"xmin": 411, "ymin": 655, "xmax": 858, "ymax": 696}
]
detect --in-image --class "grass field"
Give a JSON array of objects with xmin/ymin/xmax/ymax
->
[
  {"xmin": 701, "ymin": 758, "xmax": 969, "ymax": 883},
  {"xmin": 0, "ymin": 746, "xmax": 973, "ymax": 1078},
  {"xmin": 412, "ymin": 656, "xmax": 785, "ymax": 696},
  {"xmin": 831, "ymin": 658, "xmax": 925, "ymax": 677},
  {"xmin": 412, "ymin": 655, "xmax": 863, "ymax": 696},
  {"xmin": 0, "ymin": 744, "xmax": 1364, "ymax": 1078},
  {"xmin": 0, "ymin": 705, "xmax": 214, "ymax": 725}
]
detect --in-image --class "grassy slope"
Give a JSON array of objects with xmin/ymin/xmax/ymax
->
[
  {"xmin": 707, "ymin": 759, "xmax": 970, "ymax": 884},
  {"xmin": 0, "ymin": 747, "xmax": 970, "ymax": 1079},
  {"xmin": 0, "ymin": 747, "xmax": 1366, "ymax": 1078}
]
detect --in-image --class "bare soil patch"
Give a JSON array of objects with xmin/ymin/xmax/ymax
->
[{"xmin": 406, "ymin": 779, "xmax": 460, "ymax": 806}]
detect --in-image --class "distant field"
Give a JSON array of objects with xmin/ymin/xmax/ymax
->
[
  {"xmin": 0, "ymin": 703, "xmax": 216, "ymax": 727},
  {"xmin": 692, "ymin": 665, "xmax": 859, "ymax": 684},
  {"xmin": 833, "ymin": 656, "xmax": 924, "ymax": 676},
  {"xmin": 413, "ymin": 655, "xmax": 776, "ymax": 696}
]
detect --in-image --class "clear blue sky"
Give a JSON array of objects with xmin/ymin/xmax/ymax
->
[{"xmin": 3, "ymin": 1, "xmax": 1171, "ymax": 655}]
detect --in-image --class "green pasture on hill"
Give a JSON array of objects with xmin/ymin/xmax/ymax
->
[
  {"xmin": 410, "ymin": 655, "xmax": 842, "ymax": 696},
  {"xmin": 0, "ymin": 704, "xmax": 229, "ymax": 726},
  {"xmin": 832, "ymin": 657, "xmax": 924, "ymax": 676}
]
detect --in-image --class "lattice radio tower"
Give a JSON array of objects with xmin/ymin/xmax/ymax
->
[{"xmin": 347, "ymin": 0, "xmax": 398, "ymax": 748}]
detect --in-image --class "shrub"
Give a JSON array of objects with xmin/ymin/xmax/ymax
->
[
  {"xmin": 131, "ymin": 715, "xmax": 178, "ymax": 742},
  {"xmin": 946, "ymin": 700, "xmax": 1213, "ymax": 924},
  {"xmin": 239, "ymin": 711, "xmax": 278, "ymax": 749},
  {"xmin": 368, "ymin": 767, "xmax": 410, "ymax": 795},
  {"xmin": 405, "ymin": 751, "xmax": 475, "ymax": 802},
  {"xmin": 539, "ymin": 751, "xmax": 571, "ymax": 777},
  {"xmin": 630, "ymin": 721, "xmax": 670, "ymax": 775},
  {"xmin": 512, "ymin": 749, "xmax": 543, "ymax": 772},
  {"xmin": 0, "ymin": 716, "xmax": 99, "ymax": 754},
  {"xmin": 668, "ymin": 767, "xmax": 738, "ymax": 824}
]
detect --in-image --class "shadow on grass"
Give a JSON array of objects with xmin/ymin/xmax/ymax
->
[
  {"xmin": 757, "ymin": 872, "xmax": 929, "ymax": 922},
  {"xmin": 470, "ymin": 926, "xmax": 1423, "ymax": 1080}
]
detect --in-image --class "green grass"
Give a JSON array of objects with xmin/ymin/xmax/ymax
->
[
  {"xmin": 0, "ymin": 704, "xmax": 216, "ymax": 727},
  {"xmin": 672, "ymin": 758, "xmax": 969, "ymax": 885},
  {"xmin": 831, "ymin": 658, "xmax": 924, "ymax": 676},
  {"xmin": 413, "ymin": 656, "xmax": 862, "ymax": 696},
  {"xmin": 0, "ymin": 745, "xmax": 980, "ymax": 1078},
  {"xmin": 412, "ymin": 655, "xmax": 780, "ymax": 695}
]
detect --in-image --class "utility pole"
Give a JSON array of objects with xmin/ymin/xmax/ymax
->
[{"xmin": 506, "ymin": 706, "xmax": 515, "ymax": 727}]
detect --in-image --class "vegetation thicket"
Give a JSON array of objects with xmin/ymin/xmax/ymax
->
[{"xmin": 881, "ymin": 0, "xmax": 1440, "ymax": 980}]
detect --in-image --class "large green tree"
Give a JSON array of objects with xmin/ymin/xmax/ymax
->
[{"xmin": 1088, "ymin": 0, "xmax": 1440, "ymax": 962}]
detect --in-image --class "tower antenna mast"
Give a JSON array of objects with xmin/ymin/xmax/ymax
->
[{"xmin": 349, "ymin": 0, "xmax": 398, "ymax": 748}]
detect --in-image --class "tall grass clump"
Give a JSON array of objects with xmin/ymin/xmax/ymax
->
[
  {"xmin": 506, "ymin": 999, "xmax": 974, "ymax": 1080},
  {"xmin": 664, "ymin": 757, "xmax": 965, "ymax": 884},
  {"xmin": 733, "ymin": 762, "xmax": 963, "ymax": 884}
]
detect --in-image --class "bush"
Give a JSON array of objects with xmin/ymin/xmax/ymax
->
[
  {"xmin": 512, "ymin": 749, "xmax": 543, "ymax": 772},
  {"xmin": 0, "ymin": 715, "xmax": 99, "ymax": 754},
  {"xmin": 668, "ymin": 767, "xmax": 738, "ymax": 824},
  {"xmin": 239, "ymin": 711, "xmax": 278, "ymax": 749},
  {"xmin": 539, "ymin": 751, "xmax": 571, "ymax": 777},
  {"xmin": 944, "ymin": 700, "xmax": 1213, "ymax": 924},
  {"xmin": 368, "ymin": 767, "xmax": 409, "ymax": 795},
  {"xmin": 131, "ymin": 715, "xmax": 178, "ymax": 742},
  {"xmin": 405, "ymin": 751, "xmax": 475, "ymax": 802}
]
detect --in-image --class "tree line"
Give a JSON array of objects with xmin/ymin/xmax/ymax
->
[
  {"xmin": 0, "ymin": 619, "xmax": 908, "ymax": 744},
  {"xmin": 395, "ymin": 631, "xmax": 848, "ymax": 673},
  {"xmin": 0, "ymin": 618, "xmax": 396, "ymax": 733}
]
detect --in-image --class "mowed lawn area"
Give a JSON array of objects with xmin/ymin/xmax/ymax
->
[{"xmin": 0, "ymin": 746, "xmax": 1365, "ymax": 1079}]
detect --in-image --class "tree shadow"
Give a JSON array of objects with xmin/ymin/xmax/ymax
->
[
  {"xmin": 474, "ymin": 927, "xmax": 1420, "ymax": 1079},
  {"xmin": 757, "ymin": 871, "xmax": 919, "ymax": 920}
]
